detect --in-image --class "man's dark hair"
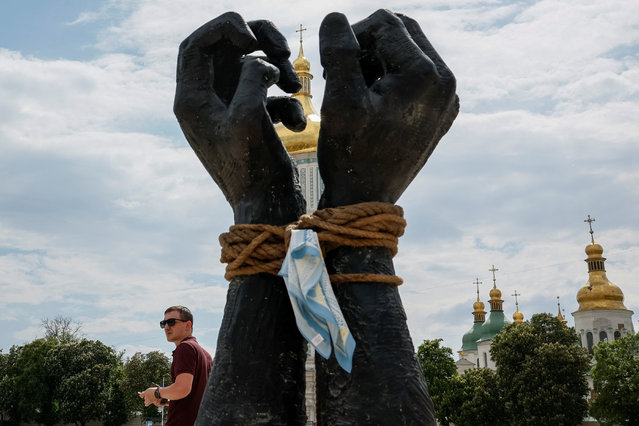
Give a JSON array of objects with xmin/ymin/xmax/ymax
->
[{"xmin": 165, "ymin": 305, "xmax": 194, "ymax": 325}]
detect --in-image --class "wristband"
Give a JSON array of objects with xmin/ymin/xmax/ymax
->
[{"xmin": 154, "ymin": 386, "xmax": 161, "ymax": 399}]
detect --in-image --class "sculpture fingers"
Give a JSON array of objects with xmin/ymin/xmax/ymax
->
[
  {"xmin": 319, "ymin": 12, "xmax": 367, "ymax": 114},
  {"xmin": 174, "ymin": 12, "xmax": 257, "ymax": 119},
  {"xmin": 266, "ymin": 96, "xmax": 306, "ymax": 132},
  {"xmin": 396, "ymin": 14, "xmax": 455, "ymax": 88},
  {"xmin": 248, "ymin": 20, "xmax": 302, "ymax": 94},
  {"xmin": 396, "ymin": 14, "xmax": 460, "ymax": 141},
  {"xmin": 352, "ymin": 9, "xmax": 436, "ymax": 97},
  {"xmin": 228, "ymin": 56, "xmax": 279, "ymax": 122},
  {"xmin": 176, "ymin": 12, "xmax": 256, "ymax": 86}
]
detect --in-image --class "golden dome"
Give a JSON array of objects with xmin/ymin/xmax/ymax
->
[
  {"xmin": 489, "ymin": 286, "xmax": 502, "ymax": 299},
  {"xmin": 585, "ymin": 243, "xmax": 603, "ymax": 256},
  {"xmin": 513, "ymin": 309, "xmax": 524, "ymax": 323},
  {"xmin": 274, "ymin": 42, "xmax": 320, "ymax": 155},
  {"xmin": 576, "ymin": 242, "xmax": 628, "ymax": 311},
  {"xmin": 472, "ymin": 298, "xmax": 486, "ymax": 323},
  {"xmin": 292, "ymin": 47, "xmax": 310, "ymax": 72}
]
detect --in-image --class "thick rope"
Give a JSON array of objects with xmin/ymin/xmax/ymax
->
[{"xmin": 219, "ymin": 202, "xmax": 406, "ymax": 284}]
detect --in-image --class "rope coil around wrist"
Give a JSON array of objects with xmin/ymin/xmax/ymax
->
[{"xmin": 219, "ymin": 202, "xmax": 406, "ymax": 285}]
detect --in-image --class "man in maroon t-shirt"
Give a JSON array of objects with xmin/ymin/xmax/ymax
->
[{"xmin": 140, "ymin": 306, "xmax": 213, "ymax": 425}]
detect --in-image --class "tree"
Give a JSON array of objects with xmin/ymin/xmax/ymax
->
[
  {"xmin": 47, "ymin": 339, "xmax": 123, "ymax": 426},
  {"xmin": 491, "ymin": 313, "xmax": 590, "ymax": 425},
  {"xmin": 0, "ymin": 346, "xmax": 21, "ymax": 424},
  {"xmin": 416, "ymin": 339, "xmax": 457, "ymax": 425},
  {"xmin": 104, "ymin": 365, "xmax": 129, "ymax": 426},
  {"xmin": 590, "ymin": 333, "xmax": 639, "ymax": 425},
  {"xmin": 42, "ymin": 315, "xmax": 83, "ymax": 343},
  {"xmin": 121, "ymin": 351, "xmax": 172, "ymax": 420},
  {"xmin": 441, "ymin": 367, "xmax": 506, "ymax": 426},
  {"xmin": 0, "ymin": 339, "xmax": 59, "ymax": 426}
]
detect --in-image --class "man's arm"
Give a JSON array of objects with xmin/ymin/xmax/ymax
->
[{"xmin": 139, "ymin": 373, "xmax": 193, "ymax": 407}]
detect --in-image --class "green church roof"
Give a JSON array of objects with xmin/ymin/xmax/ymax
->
[
  {"xmin": 461, "ymin": 321, "xmax": 484, "ymax": 352},
  {"xmin": 478, "ymin": 310, "xmax": 509, "ymax": 342}
]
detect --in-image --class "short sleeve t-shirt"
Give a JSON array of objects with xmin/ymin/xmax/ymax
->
[{"xmin": 167, "ymin": 336, "xmax": 213, "ymax": 426}]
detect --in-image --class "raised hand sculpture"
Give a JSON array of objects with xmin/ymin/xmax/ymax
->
[
  {"xmin": 314, "ymin": 10, "xmax": 459, "ymax": 425},
  {"xmin": 174, "ymin": 12, "xmax": 308, "ymax": 424},
  {"xmin": 174, "ymin": 9, "xmax": 459, "ymax": 426}
]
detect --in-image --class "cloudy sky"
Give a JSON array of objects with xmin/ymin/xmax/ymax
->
[{"xmin": 1, "ymin": 0, "xmax": 638, "ymax": 360}]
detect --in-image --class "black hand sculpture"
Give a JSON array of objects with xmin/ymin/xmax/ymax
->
[
  {"xmin": 174, "ymin": 12, "xmax": 308, "ymax": 425},
  {"xmin": 315, "ymin": 10, "xmax": 459, "ymax": 425}
]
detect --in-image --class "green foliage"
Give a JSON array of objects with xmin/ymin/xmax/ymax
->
[
  {"xmin": 590, "ymin": 333, "xmax": 639, "ymax": 425},
  {"xmin": 0, "ymin": 339, "xmax": 59, "ymax": 425},
  {"xmin": 121, "ymin": 351, "xmax": 172, "ymax": 419},
  {"xmin": 0, "ymin": 345, "xmax": 23, "ymax": 423},
  {"xmin": 104, "ymin": 366, "xmax": 129, "ymax": 426},
  {"xmin": 416, "ymin": 339, "xmax": 457, "ymax": 425},
  {"xmin": 0, "ymin": 319, "xmax": 168, "ymax": 425},
  {"xmin": 46, "ymin": 339, "xmax": 123, "ymax": 426},
  {"xmin": 442, "ymin": 368, "xmax": 506, "ymax": 426},
  {"xmin": 491, "ymin": 313, "xmax": 590, "ymax": 426}
]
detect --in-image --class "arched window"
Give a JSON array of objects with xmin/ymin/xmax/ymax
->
[
  {"xmin": 599, "ymin": 331, "xmax": 608, "ymax": 343},
  {"xmin": 586, "ymin": 332, "xmax": 594, "ymax": 355},
  {"xmin": 614, "ymin": 330, "xmax": 621, "ymax": 340},
  {"xmin": 483, "ymin": 352, "xmax": 488, "ymax": 368}
]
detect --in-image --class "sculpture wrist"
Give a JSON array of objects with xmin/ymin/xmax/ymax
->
[
  {"xmin": 325, "ymin": 246, "xmax": 395, "ymax": 279},
  {"xmin": 233, "ymin": 185, "xmax": 305, "ymax": 226},
  {"xmin": 318, "ymin": 189, "xmax": 397, "ymax": 210}
]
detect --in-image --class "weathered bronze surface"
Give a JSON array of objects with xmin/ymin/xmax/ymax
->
[{"xmin": 174, "ymin": 9, "xmax": 458, "ymax": 425}]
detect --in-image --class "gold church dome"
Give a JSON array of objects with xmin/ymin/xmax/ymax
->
[
  {"xmin": 473, "ymin": 300, "xmax": 485, "ymax": 311},
  {"xmin": 585, "ymin": 243, "xmax": 603, "ymax": 256},
  {"xmin": 274, "ymin": 36, "xmax": 320, "ymax": 155},
  {"xmin": 292, "ymin": 52, "xmax": 310, "ymax": 72},
  {"xmin": 576, "ymin": 242, "xmax": 627, "ymax": 311},
  {"xmin": 489, "ymin": 286, "xmax": 502, "ymax": 299},
  {"xmin": 513, "ymin": 309, "xmax": 524, "ymax": 323}
]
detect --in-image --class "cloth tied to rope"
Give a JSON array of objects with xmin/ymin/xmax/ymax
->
[
  {"xmin": 279, "ymin": 229, "xmax": 356, "ymax": 372},
  {"xmin": 219, "ymin": 201, "xmax": 407, "ymax": 285}
]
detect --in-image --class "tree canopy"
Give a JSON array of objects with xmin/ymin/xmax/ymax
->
[
  {"xmin": 416, "ymin": 339, "xmax": 457, "ymax": 425},
  {"xmin": 442, "ymin": 367, "xmax": 506, "ymax": 426},
  {"xmin": 590, "ymin": 332, "xmax": 639, "ymax": 425},
  {"xmin": 491, "ymin": 313, "xmax": 590, "ymax": 426},
  {"xmin": 0, "ymin": 339, "xmax": 59, "ymax": 425},
  {"xmin": 121, "ymin": 351, "xmax": 172, "ymax": 419},
  {"xmin": 47, "ymin": 339, "xmax": 124, "ymax": 426},
  {"xmin": 0, "ymin": 319, "xmax": 170, "ymax": 425}
]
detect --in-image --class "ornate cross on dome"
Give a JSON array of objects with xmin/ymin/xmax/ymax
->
[
  {"xmin": 584, "ymin": 214, "xmax": 596, "ymax": 244},
  {"xmin": 489, "ymin": 265, "xmax": 499, "ymax": 287},
  {"xmin": 473, "ymin": 278, "xmax": 482, "ymax": 301},
  {"xmin": 512, "ymin": 290, "xmax": 521, "ymax": 308},
  {"xmin": 296, "ymin": 24, "xmax": 307, "ymax": 44}
]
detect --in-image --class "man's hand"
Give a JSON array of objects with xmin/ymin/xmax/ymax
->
[
  {"xmin": 138, "ymin": 387, "xmax": 160, "ymax": 407},
  {"xmin": 317, "ymin": 10, "xmax": 459, "ymax": 208},
  {"xmin": 174, "ymin": 12, "xmax": 306, "ymax": 225}
]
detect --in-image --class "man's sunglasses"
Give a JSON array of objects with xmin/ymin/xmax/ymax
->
[{"xmin": 160, "ymin": 318, "xmax": 188, "ymax": 329}]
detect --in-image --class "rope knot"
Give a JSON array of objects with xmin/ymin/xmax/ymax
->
[{"xmin": 219, "ymin": 202, "xmax": 406, "ymax": 284}]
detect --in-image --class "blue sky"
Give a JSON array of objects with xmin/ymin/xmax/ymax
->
[{"xmin": 1, "ymin": 0, "xmax": 638, "ymax": 360}]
